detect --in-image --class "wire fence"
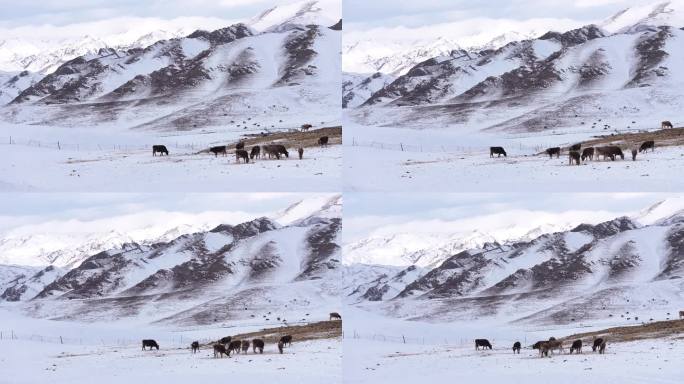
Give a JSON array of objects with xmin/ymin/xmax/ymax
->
[
  {"xmin": 347, "ymin": 137, "xmax": 550, "ymax": 154},
  {"xmin": 2, "ymin": 136, "xmax": 218, "ymax": 153}
]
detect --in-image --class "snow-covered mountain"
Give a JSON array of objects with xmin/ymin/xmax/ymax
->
[
  {"xmin": 343, "ymin": 72, "xmax": 395, "ymax": 108},
  {"xmin": 0, "ymin": 0, "xmax": 341, "ymax": 130},
  {"xmin": 0, "ymin": 201, "xmax": 341, "ymax": 324},
  {"xmin": 346, "ymin": 1, "xmax": 684, "ymax": 130},
  {"xmin": 344, "ymin": 208, "xmax": 684, "ymax": 325}
]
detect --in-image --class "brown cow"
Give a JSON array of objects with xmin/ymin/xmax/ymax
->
[
  {"xmin": 631, "ymin": 147, "xmax": 638, "ymax": 161},
  {"xmin": 569, "ymin": 143, "xmax": 582, "ymax": 151},
  {"xmin": 581, "ymin": 147, "xmax": 594, "ymax": 161},
  {"xmin": 250, "ymin": 146, "xmax": 261, "ymax": 159},
  {"xmin": 599, "ymin": 340, "xmax": 607, "ymax": 354},
  {"xmin": 241, "ymin": 340, "xmax": 250, "ymax": 353},
  {"xmin": 301, "ymin": 124, "xmax": 312, "ymax": 132},
  {"xmin": 298, "ymin": 147, "xmax": 304, "ymax": 160},
  {"xmin": 639, "ymin": 141, "xmax": 654, "ymax": 153},
  {"xmin": 252, "ymin": 339, "xmax": 265, "ymax": 354},
  {"xmin": 236, "ymin": 149, "xmax": 249, "ymax": 163},
  {"xmin": 592, "ymin": 338, "xmax": 604, "ymax": 352},
  {"xmin": 569, "ymin": 340, "xmax": 582, "ymax": 354},
  {"xmin": 318, "ymin": 136, "xmax": 329, "ymax": 147},
  {"xmin": 280, "ymin": 335, "xmax": 292, "ymax": 347},
  {"xmin": 213, "ymin": 343, "xmax": 228, "ymax": 358},
  {"xmin": 661, "ymin": 120, "xmax": 673, "ymax": 129},
  {"xmin": 330, "ymin": 312, "xmax": 342, "ymax": 320},
  {"xmin": 236, "ymin": 141, "xmax": 245, "ymax": 150},
  {"xmin": 228, "ymin": 340, "xmax": 242, "ymax": 355},
  {"xmin": 569, "ymin": 151, "xmax": 581, "ymax": 165}
]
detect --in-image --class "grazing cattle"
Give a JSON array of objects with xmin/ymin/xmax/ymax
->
[
  {"xmin": 191, "ymin": 341, "xmax": 199, "ymax": 354},
  {"xmin": 241, "ymin": 340, "xmax": 250, "ymax": 353},
  {"xmin": 152, "ymin": 145, "xmax": 168, "ymax": 156},
  {"xmin": 236, "ymin": 141, "xmax": 245, "ymax": 150},
  {"xmin": 569, "ymin": 151, "xmax": 581, "ymax": 166},
  {"xmin": 318, "ymin": 136, "xmax": 329, "ymax": 147},
  {"xmin": 209, "ymin": 145, "xmax": 227, "ymax": 157},
  {"xmin": 539, "ymin": 340, "xmax": 563, "ymax": 357},
  {"xmin": 570, "ymin": 340, "xmax": 582, "ymax": 354},
  {"xmin": 280, "ymin": 335, "xmax": 293, "ymax": 347},
  {"xmin": 142, "ymin": 339, "xmax": 159, "ymax": 350},
  {"xmin": 301, "ymin": 124, "xmax": 312, "ymax": 132},
  {"xmin": 631, "ymin": 148, "xmax": 638, "ymax": 161},
  {"xmin": 569, "ymin": 143, "xmax": 582, "ymax": 151},
  {"xmin": 298, "ymin": 147, "xmax": 304, "ymax": 160},
  {"xmin": 639, "ymin": 140, "xmax": 655, "ymax": 153},
  {"xmin": 236, "ymin": 149, "xmax": 250, "ymax": 163},
  {"xmin": 596, "ymin": 146, "xmax": 624, "ymax": 161},
  {"xmin": 219, "ymin": 336, "xmax": 232, "ymax": 345},
  {"xmin": 263, "ymin": 144, "xmax": 289, "ymax": 159},
  {"xmin": 599, "ymin": 341, "xmax": 607, "ymax": 354},
  {"xmin": 250, "ymin": 146, "xmax": 261, "ymax": 159},
  {"xmin": 475, "ymin": 339, "xmax": 492, "ymax": 350},
  {"xmin": 278, "ymin": 340, "xmax": 284, "ymax": 354},
  {"xmin": 512, "ymin": 341, "xmax": 521, "ymax": 354},
  {"xmin": 252, "ymin": 339, "xmax": 265, "ymax": 354},
  {"xmin": 490, "ymin": 147, "xmax": 507, "ymax": 158},
  {"xmin": 330, "ymin": 312, "xmax": 342, "ymax": 321},
  {"xmin": 213, "ymin": 344, "xmax": 228, "ymax": 358},
  {"xmin": 581, "ymin": 147, "xmax": 594, "ymax": 161},
  {"xmin": 592, "ymin": 338, "xmax": 604, "ymax": 352},
  {"xmin": 228, "ymin": 340, "xmax": 242, "ymax": 355},
  {"xmin": 532, "ymin": 341, "xmax": 546, "ymax": 350},
  {"xmin": 545, "ymin": 147, "xmax": 561, "ymax": 158},
  {"xmin": 661, "ymin": 120, "xmax": 673, "ymax": 129}
]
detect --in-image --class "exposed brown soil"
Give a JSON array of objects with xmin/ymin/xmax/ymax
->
[
  {"xmin": 579, "ymin": 127, "xmax": 684, "ymax": 149},
  {"xmin": 200, "ymin": 320, "xmax": 341, "ymax": 347},
  {"xmin": 199, "ymin": 126, "xmax": 341, "ymax": 155},
  {"xmin": 561, "ymin": 318, "xmax": 684, "ymax": 344}
]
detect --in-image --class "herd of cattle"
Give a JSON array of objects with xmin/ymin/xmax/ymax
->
[
  {"xmin": 475, "ymin": 337, "xmax": 608, "ymax": 358},
  {"xmin": 489, "ymin": 120, "xmax": 675, "ymax": 165},
  {"xmin": 151, "ymin": 135, "xmax": 330, "ymax": 164},
  {"xmin": 140, "ymin": 312, "xmax": 343, "ymax": 358}
]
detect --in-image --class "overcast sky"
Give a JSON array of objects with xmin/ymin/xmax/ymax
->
[
  {"xmin": 343, "ymin": 193, "xmax": 684, "ymax": 244},
  {"xmin": 343, "ymin": 0, "xmax": 664, "ymax": 47},
  {"xmin": 0, "ymin": 193, "xmax": 324, "ymax": 235}
]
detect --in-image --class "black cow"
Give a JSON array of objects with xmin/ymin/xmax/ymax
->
[
  {"xmin": 318, "ymin": 136, "xmax": 329, "ymax": 147},
  {"xmin": 639, "ymin": 140, "xmax": 655, "ymax": 153},
  {"xmin": 301, "ymin": 124, "xmax": 312, "ymax": 132},
  {"xmin": 213, "ymin": 344, "xmax": 228, "ymax": 358},
  {"xmin": 545, "ymin": 147, "xmax": 561, "ymax": 158},
  {"xmin": 280, "ymin": 335, "xmax": 292, "ymax": 347},
  {"xmin": 475, "ymin": 339, "xmax": 492, "ymax": 350},
  {"xmin": 512, "ymin": 341, "xmax": 521, "ymax": 354},
  {"xmin": 592, "ymin": 338, "xmax": 604, "ymax": 352},
  {"xmin": 250, "ymin": 146, "xmax": 261, "ymax": 159},
  {"xmin": 252, "ymin": 339, "xmax": 265, "ymax": 354},
  {"xmin": 569, "ymin": 151, "xmax": 581, "ymax": 165},
  {"xmin": 661, "ymin": 120, "xmax": 673, "ymax": 129},
  {"xmin": 210, "ymin": 145, "xmax": 227, "ymax": 157},
  {"xmin": 264, "ymin": 144, "xmax": 289, "ymax": 159},
  {"xmin": 330, "ymin": 312, "xmax": 342, "ymax": 321},
  {"xmin": 219, "ymin": 336, "xmax": 232, "ymax": 345},
  {"xmin": 581, "ymin": 147, "xmax": 594, "ymax": 161},
  {"xmin": 142, "ymin": 339, "xmax": 159, "ymax": 350},
  {"xmin": 570, "ymin": 340, "xmax": 582, "ymax": 354},
  {"xmin": 152, "ymin": 145, "xmax": 168, "ymax": 156},
  {"xmin": 236, "ymin": 141, "xmax": 245, "ymax": 150},
  {"xmin": 236, "ymin": 149, "xmax": 250, "ymax": 163},
  {"xmin": 298, "ymin": 147, "xmax": 304, "ymax": 160},
  {"xmin": 191, "ymin": 341, "xmax": 199, "ymax": 354},
  {"xmin": 490, "ymin": 147, "xmax": 507, "ymax": 158},
  {"xmin": 596, "ymin": 146, "xmax": 624, "ymax": 161}
]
